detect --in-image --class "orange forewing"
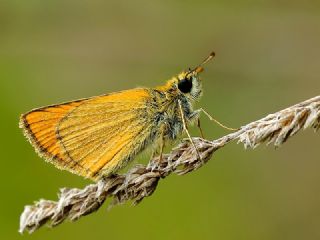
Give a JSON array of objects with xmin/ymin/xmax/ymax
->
[
  {"xmin": 20, "ymin": 101, "xmax": 84, "ymax": 167},
  {"xmin": 20, "ymin": 89, "xmax": 152, "ymax": 180}
]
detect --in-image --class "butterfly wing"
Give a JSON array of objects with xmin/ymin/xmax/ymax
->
[{"xmin": 20, "ymin": 88, "xmax": 156, "ymax": 180}]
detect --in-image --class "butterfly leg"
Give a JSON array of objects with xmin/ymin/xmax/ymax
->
[
  {"xmin": 197, "ymin": 118, "xmax": 205, "ymax": 138},
  {"xmin": 159, "ymin": 134, "xmax": 165, "ymax": 163},
  {"xmin": 150, "ymin": 126, "xmax": 166, "ymax": 170},
  {"xmin": 187, "ymin": 110, "xmax": 204, "ymax": 138},
  {"xmin": 198, "ymin": 108, "xmax": 239, "ymax": 131},
  {"xmin": 178, "ymin": 100, "xmax": 201, "ymax": 160}
]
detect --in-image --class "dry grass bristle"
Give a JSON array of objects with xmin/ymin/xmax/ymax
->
[{"xmin": 19, "ymin": 96, "xmax": 320, "ymax": 234}]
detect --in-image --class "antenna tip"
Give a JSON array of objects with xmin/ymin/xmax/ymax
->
[{"xmin": 200, "ymin": 51, "xmax": 216, "ymax": 66}]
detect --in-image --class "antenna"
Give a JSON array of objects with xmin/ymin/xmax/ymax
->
[
  {"xmin": 194, "ymin": 51, "xmax": 215, "ymax": 73},
  {"xmin": 201, "ymin": 51, "xmax": 215, "ymax": 66}
]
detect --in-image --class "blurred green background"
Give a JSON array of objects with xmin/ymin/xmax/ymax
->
[{"xmin": 1, "ymin": 0, "xmax": 320, "ymax": 239}]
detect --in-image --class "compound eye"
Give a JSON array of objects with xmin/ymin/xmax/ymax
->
[{"xmin": 178, "ymin": 78, "xmax": 192, "ymax": 93}]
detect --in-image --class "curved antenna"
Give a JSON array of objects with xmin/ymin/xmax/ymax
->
[
  {"xmin": 194, "ymin": 51, "xmax": 215, "ymax": 73},
  {"xmin": 184, "ymin": 51, "xmax": 216, "ymax": 78}
]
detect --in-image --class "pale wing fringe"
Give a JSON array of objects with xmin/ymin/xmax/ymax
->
[{"xmin": 19, "ymin": 95, "xmax": 320, "ymax": 234}]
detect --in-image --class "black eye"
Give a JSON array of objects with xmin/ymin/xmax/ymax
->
[{"xmin": 178, "ymin": 78, "xmax": 192, "ymax": 93}]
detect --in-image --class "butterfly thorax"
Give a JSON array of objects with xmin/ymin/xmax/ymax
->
[{"xmin": 149, "ymin": 75, "xmax": 200, "ymax": 141}]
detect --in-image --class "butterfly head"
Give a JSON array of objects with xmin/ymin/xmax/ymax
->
[
  {"xmin": 175, "ymin": 67, "xmax": 204, "ymax": 100},
  {"xmin": 156, "ymin": 51, "xmax": 215, "ymax": 101},
  {"xmin": 175, "ymin": 51, "xmax": 215, "ymax": 100}
]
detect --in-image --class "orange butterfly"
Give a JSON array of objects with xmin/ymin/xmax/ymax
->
[{"xmin": 20, "ymin": 52, "xmax": 235, "ymax": 180}]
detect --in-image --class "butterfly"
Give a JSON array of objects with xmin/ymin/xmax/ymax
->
[{"xmin": 20, "ymin": 52, "xmax": 235, "ymax": 180}]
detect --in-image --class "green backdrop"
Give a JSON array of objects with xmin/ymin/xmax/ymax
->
[{"xmin": 1, "ymin": 1, "xmax": 319, "ymax": 239}]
